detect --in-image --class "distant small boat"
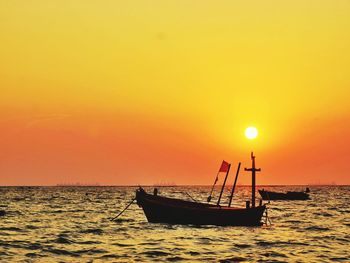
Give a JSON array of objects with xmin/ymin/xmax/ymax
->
[
  {"xmin": 136, "ymin": 153, "xmax": 267, "ymax": 226},
  {"xmin": 258, "ymin": 189, "xmax": 310, "ymax": 201},
  {"xmin": 0, "ymin": 210, "xmax": 5, "ymax": 216}
]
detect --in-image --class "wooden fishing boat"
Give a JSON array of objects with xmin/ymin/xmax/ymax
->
[
  {"xmin": 136, "ymin": 188, "xmax": 265, "ymax": 226},
  {"xmin": 258, "ymin": 189, "xmax": 310, "ymax": 200},
  {"xmin": 136, "ymin": 153, "xmax": 266, "ymax": 226}
]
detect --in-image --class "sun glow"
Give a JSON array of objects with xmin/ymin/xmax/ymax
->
[
  {"xmin": 245, "ymin": 127, "xmax": 258, "ymax": 140},
  {"xmin": 0, "ymin": 1, "xmax": 350, "ymax": 186}
]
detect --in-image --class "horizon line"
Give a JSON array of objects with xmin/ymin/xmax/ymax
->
[{"xmin": 0, "ymin": 184, "xmax": 348, "ymax": 187}]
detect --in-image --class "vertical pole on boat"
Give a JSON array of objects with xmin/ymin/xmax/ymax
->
[
  {"xmin": 217, "ymin": 164, "xmax": 231, "ymax": 206},
  {"xmin": 244, "ymin": 152, "xmax": 261, "ymax": 208},
  {"xmin": 228, "ymin": 162, "xmax": 241, "ymax": 207},
  {"xmin": 207, "ymin": 171, "xmax": 220, "ymax": 203}
]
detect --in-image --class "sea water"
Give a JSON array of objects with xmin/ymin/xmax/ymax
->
[{"xmin": 0, "ymin": 186, "xmax": 349, "ymax": 262}]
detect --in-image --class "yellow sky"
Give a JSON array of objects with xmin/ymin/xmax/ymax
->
[{"xmin": 1, "ymin": 1, "xmax": 350, "ymax": 185}]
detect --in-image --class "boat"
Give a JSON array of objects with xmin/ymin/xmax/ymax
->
[
  {"xmin": 136, "ymin": 153, "xmax": 267, "ymax": 226},
  {"xmin": 136, "ymin": 188, "xmax": 265, "ymax": 226},
  {"xmin": 258, "ymin": 189, "xmax": 310, "ymax": 200},
  {"xmin": 0, "ymin": 210, "xmax": 5, "ymax": 217}
]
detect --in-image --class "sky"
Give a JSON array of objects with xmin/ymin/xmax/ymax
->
[{"xmin": 1, "ymin": 1, "xmax": 349, "ymax": 185}]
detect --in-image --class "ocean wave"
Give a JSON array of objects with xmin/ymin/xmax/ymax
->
[
  {"xmin": 27, "ymin": 243, "xmax": 43, "ymax": 250},
  {"xmin": 112, "ymin": 242, "xmax": 134, "ymax": 247},
  {"xmin": 76, "ymin": 240, "xmax": 101, "ymax": 245},
  {"xmin": 329, "ymin": 256, "xmax": 350, "ymax": 261},
  {"xmin": 305, "ymin": 226, "xmax": 330, "ymax": 231},
  {"xmin": 75, "ymin": 248, "xmax": 107, "ymax": 254},
  {"xmin": 44, "ymin": 248, "xmax": 78, "ymax": 256},
  {"xmin": 219, "ymin": 256, "xmax": 247, "ymax": 262},
  {"xmin": 0, "ymin": 251, "xmax": 11, "ymax": 256},
  {"xmin": 234, "ymin": 243, "xmax": 251, "ymax": 248},
  {"xmin": 284, "ymin": 219, "xmax": 301, "ymax": 224},
  {"xmin": 99, "ymin": 254, "xmax": 124, "ymax": 259},
  {"xmin": 80, "ymin": 228, "xmax": 103, "ymax": 234},
  {"xmin": 0, "ymin": 226, "xmax": 24, "ymax": 232},
  {"xmin": 257, "ymin": 240, "xmax": 309, "ymax": 247},
  {"xmin": 167, "ymin": 256, "xmax": 187, "ymax": 261},
  {"xmin": 25, "ymin": 252, "xmax": 38, "ymax": 258},
  {"xmin": 262, "ymin": 251, "xmax": 288, "ymax": 258},
  {"xmin": 142, "ymin": 250, "xmax": 170, "ymax": 257},
  {"xmin": 114, "ymin": 218, "xmax": 135, "ymax": 223},
  {"xmin": 313, "ymin": 212, "xmax": 334, "ymax": 217},
  {"xmin": 26, "ymin": 224, "xmax": 39, "ymax": 230},
  {"xmin": 54, "ymin": 236, "xmax": 73, "ymax": 244}
]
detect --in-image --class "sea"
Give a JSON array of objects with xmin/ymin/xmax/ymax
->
[{"xmin": 0, "ymin": 186, "xmax": 349, "ymax": 262}]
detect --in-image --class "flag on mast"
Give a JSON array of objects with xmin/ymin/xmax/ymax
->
[
  {"xmin": 219, "ymin": 160, "xmax": 230, "ymax": 173},
  {"xmin": 207, "ymin": 160, "xmax": 231, "ymax": 203}
]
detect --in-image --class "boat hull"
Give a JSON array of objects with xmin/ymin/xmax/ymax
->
[
  {"xmin": 259, "ymin": 190, "xmax": 310, "ymax": 200},
  {"xmin": 136, "ymin": 189, "xmax": 265, "ymax": 226}
]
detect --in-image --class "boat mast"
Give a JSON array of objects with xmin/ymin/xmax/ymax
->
[
  {"xmin": 207, "ymin": 171, "xmax": 220, "ymax": 203},
  {"xmin": 228, "ymin": 162, "xmax": 241, "ymax": 207},
  {"xmin": 244, "ymin": 152, "xmax": 261, "ymax": 207},
  {"xmin": 217, "ymin": 163, "xmax": 231, "ymax": 206}
]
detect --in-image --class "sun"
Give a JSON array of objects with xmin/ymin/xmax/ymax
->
[{"xmin": 245, "ymin": 126, "xmax": 258, "ymax": 140}]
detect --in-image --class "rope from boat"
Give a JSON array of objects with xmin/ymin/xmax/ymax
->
[
  {"xmin": 185, "ymin": 191, "xmax": 197, "ymax": 202},
  {"xmin": 263, "ymin": 206, "xmax": 272, "ymax": 226},
  {"xmin": 110, "ymin": 197, "xmax": 136, "ymax": 221}
]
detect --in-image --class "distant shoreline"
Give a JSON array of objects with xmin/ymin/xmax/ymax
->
[{"xmin": 0, "ymin": 184, "xmax": 348, "ymax": 187}]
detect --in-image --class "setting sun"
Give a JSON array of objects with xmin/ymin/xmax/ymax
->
[{"xmin": 245, "ymin": 127, "xmax": 258, "ymax": 140}]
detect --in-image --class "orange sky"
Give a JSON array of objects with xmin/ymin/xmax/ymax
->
[{"xmin": 1, "ymin": 1, "xmax": 350, "ymax": 185}]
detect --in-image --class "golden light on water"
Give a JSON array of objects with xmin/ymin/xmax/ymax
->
[{"xmin": 245, "ymin": 127, "xmax": 258, "ymax": 140}]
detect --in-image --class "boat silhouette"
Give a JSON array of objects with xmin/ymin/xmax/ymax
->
[
  {"xmin": 258, "ymin": 189, "xmax": 310, "ymax": 200},
  {"xmin": 136, "ymin": 188, "xmax": 265, "ymax": 226},
  {"xmin": 136, "ymin": 153, "xmax": 267, "ymax": 226}
]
